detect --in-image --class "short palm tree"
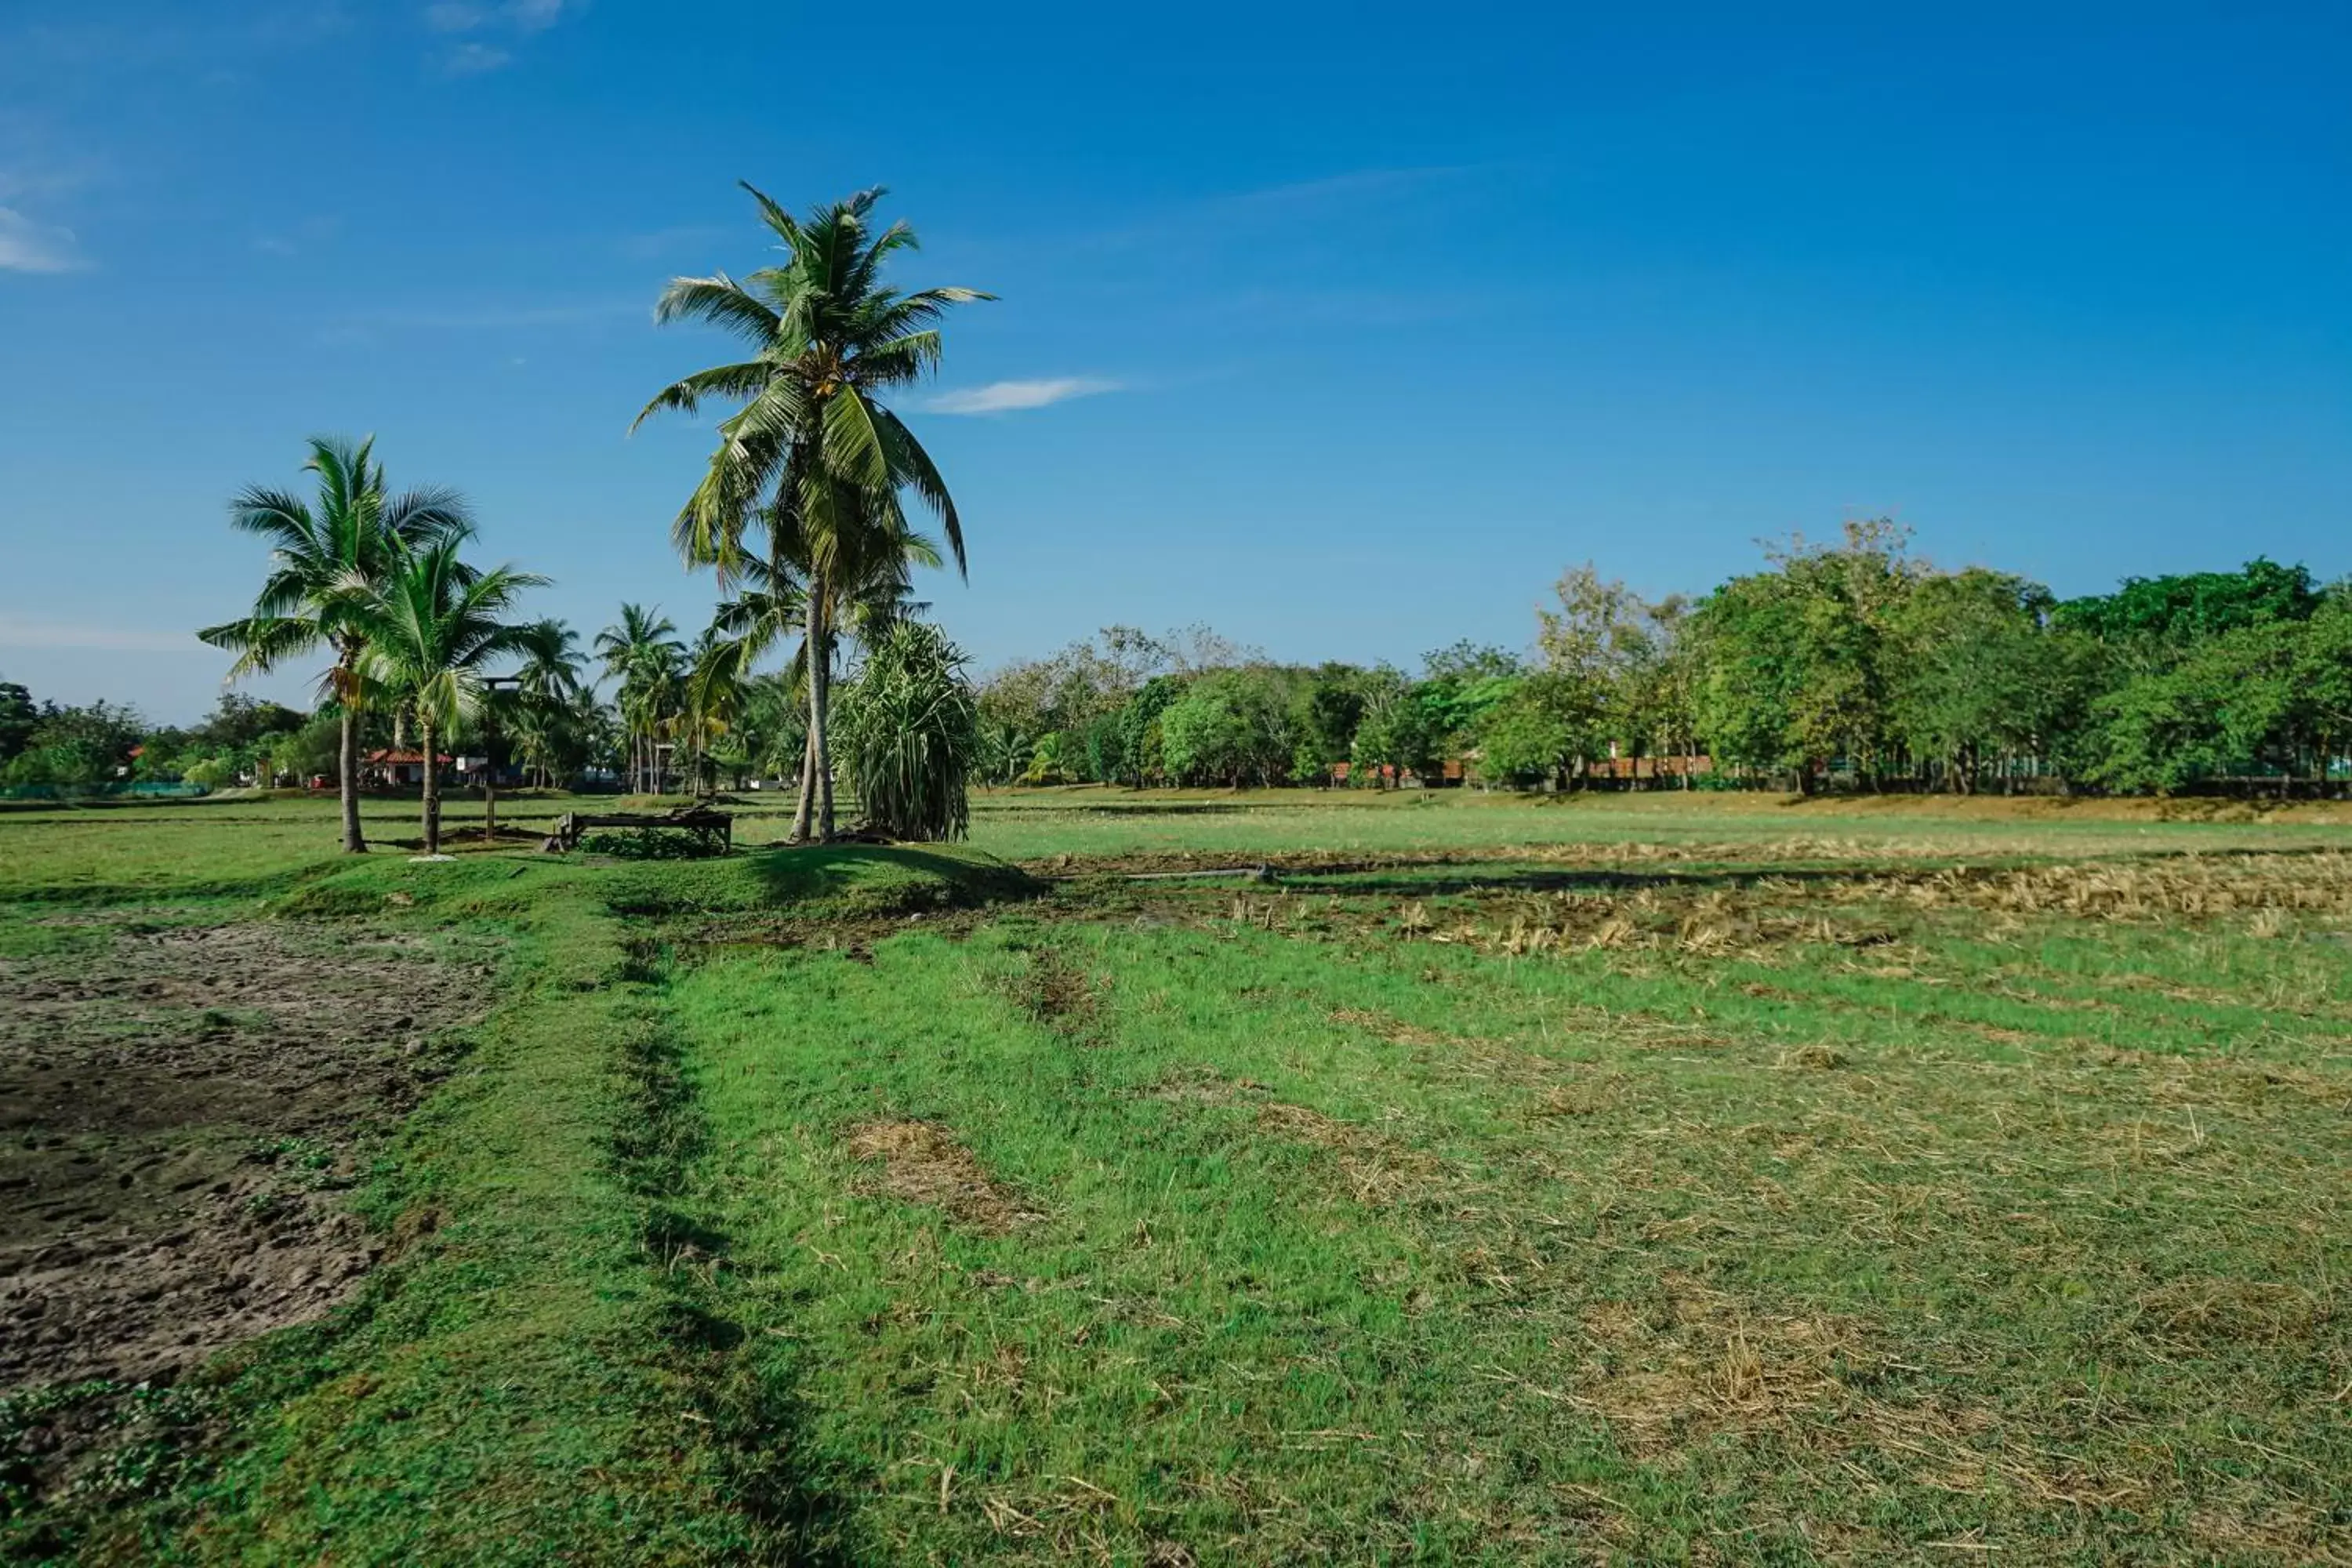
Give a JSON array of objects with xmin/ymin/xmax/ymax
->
[
  {"xmin": 198, "ymin": 436, "xmax": 473, "ymax": 852},
  {"xmin": 352, "ymin": 539, "xmax": 546, "ymax": 857},
  {"xmin": 594, "ymin": 604, "xmax": 685, "ymax": 793},
  {"xmin": 681, "ymin": 622, "xmax": 752, "ymax": 795},
  {"xmin": 635, "ymin": 183, "xmax": 989, "ymax": 841}
]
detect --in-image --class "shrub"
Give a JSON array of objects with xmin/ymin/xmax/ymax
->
[
  {"xmin": 577, "ymin": 828, "xmax": 723, "ymax": 861},
  {"xmin": 835, "ymin": 621, "xmax": 982, "ymax": 841}
]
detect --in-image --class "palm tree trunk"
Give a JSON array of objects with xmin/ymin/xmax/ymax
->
[
  {"xmin": 812, "ymin": 624, "xmax": 835, "ymax": 840},
  {"xmin": 335, "ymin": 645, "xmax": 368, "ymax": 854},
  {"xmin": 421, "ymin": 717, "xmax": 441, "ymax": 856},
  {"xmin": 789, "ymin": 720, "xmax": 818, "ymax": 842},
  {"xmin": 339, "ymin": 695, "xmax": 366, "ymax": 855},
  {"xmin": 790, "ymin": 621, "xmax": 820, "ymax": 844}
]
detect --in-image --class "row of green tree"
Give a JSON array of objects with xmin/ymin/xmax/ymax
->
[
  {"xmin": 30, "ymin": 522, "xmax": 2343, "ymax": 817},
  {"xmin": 974, "ymin": 524, "xmax": 2352, "ymax": 797},
  {"xmin": 0, "ymin": 685, "xmax": 334, "ymax": 793}
]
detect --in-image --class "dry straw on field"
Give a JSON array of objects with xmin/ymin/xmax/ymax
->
[{"xmin": 846, "ymin": 1120, "xmax": 1041, "ymax": 1233}]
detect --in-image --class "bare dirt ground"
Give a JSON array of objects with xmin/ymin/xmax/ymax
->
[{"xmin": 0, "ymin": 916, "xmax": 492, "ymax": 1393}]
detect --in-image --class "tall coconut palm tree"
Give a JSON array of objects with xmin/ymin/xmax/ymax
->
[
  {"xmin": 634, "ymin": 183, "xmax": 989, "ymax": 841},
  {"xmin": 510, "ymin": 619, "xmax": 589, "ymax": 786},
  {"xmin": 198, "ymin": 436, "xmax": 474, "ymax": 852},
  {"xmin": 594, "ymin": 604, "xmax": 685, "ymax": 793},
  {"xmin": 352, "ymin": 539, "xmax": 546, "ymax": 857}
]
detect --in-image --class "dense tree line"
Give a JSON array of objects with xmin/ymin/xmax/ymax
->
[
  {"xmin": 975, "ymin": 525, "xmax": 2352, "ymax": 797},
  {"xmin": 24, "ymin": 523, "xmax": 2346, "ymax": 808}
]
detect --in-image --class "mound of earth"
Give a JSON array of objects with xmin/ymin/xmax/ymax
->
[{"xmin": 0, "ymin": 916, "xmax": 493, "ymax": 1392}]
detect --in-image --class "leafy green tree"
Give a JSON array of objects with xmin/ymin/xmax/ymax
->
[
  {"xmin": 835, "ymin": 620, "xmax": 982, "ymax": 840},
  {"xmin": 189, "ymin": 692, "xmax": 307, "ymax": 753},
  {"xmin": 2090, "ymin": 611, "xmax": 2340, "ymax": 796},
  {"xmin": 199, "ymin": 436, "xmax": 474, "ymax": 851},
  {"xmin": 1160, "ymin": 681, "xmax": 1252, "ymax": 786},
  {"xmin": 980, "ymin": 629, "xmax": 1175, "ymax": 786},
  {"xmin": 1082, "ymin": 710, "xmax": 1130, "ymax": 785},
  {"xmin": 1889, "ymin": 570, "xmax": 2083, "ymax": 793},
  {"xmin": 1537, "ymin": 564, "xmax": 1690, "ymax": 781},
  {"xmin": 280, "ymin": 709, "xmax": 343, "ymax": 784},
  {"xmin": 1153, "ymin": 668, "xmax": 1290, "ymax": 786},
  {"xmin": 2, "ymin": 701, "xmax": 147, "ymax": 789},
  {"xmin": 1112, "ymin": 675, "xmax": 1187, "ymax": 786},
  {"xmin": 1288, "ymin": 663, "xmax": 1367, "ymax": 782},
  {"xmin": 637, "ymin": 183, "xmax": 989, "ymax": 842},
  {"xmin": 0, "ymin": 681, "xmax": 34, "ymax": 764},
  {"xmin": 1472, "ymin": 673, "xmax": 1598, "ymax": 787},
  {"xmin": 1349, "ymin": 666, "xmax": 1442, "ymax": 787},
  {"xmin": 1417, "ymin": 646, "xmax": 1523, "ymax": 761},
  {"xmin": 354, "ymin": 540, "xmax": 546, "ymax": 856},
  {"xmin": 1689, "ymin": 522, "xmax": 1918, "ymax": 790},
  {"xmin": 2056, "ymin": 557, "xmax": 2318, "ymax": 648}
]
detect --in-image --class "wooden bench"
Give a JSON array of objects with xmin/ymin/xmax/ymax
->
[{"xmin": 547, "ymin": 804, "xmax": 733, "ymax": 855}]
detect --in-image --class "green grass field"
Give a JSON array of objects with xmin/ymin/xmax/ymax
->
[{"xmin": 3, "ymin": 789, "xmax": 2347, "ymax": 1563}]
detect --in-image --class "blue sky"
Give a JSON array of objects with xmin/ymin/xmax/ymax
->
[{"xmin": 1, "ymin": 1, "xmax": 2346, "ymax": 722}]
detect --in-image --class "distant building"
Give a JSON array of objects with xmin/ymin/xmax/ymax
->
[{"xmin": 363, "ymin": 750, "xmax": 452, "ymax": 787}]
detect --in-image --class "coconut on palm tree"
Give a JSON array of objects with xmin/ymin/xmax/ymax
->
[
  {"xmin": 198, "ymin": 436, "xmax": 473, "ymax": 852},
  {"xmin": 635, "ymin": 183, "xmax": 989, "ymax": 841},
  {"xmin": 351, "ymin": 539, "xmax": 546, "ymax": 858}
]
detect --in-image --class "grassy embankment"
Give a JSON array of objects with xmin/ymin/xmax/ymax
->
[{"xmin": 1, "ymin": 818, "xmax": 1025, "ymax": 1565}]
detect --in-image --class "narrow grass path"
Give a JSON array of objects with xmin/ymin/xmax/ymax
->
[{"xmin": 12, "ymin": 847, "xmax": 1021, "ymax": 1566}]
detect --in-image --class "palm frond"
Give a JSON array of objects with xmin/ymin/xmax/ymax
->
[{"xmin": 630, "ymin": 360, "xmax": 775, "ymax": 430}]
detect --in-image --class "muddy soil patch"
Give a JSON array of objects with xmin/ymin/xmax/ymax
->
[{"xmin": 0, "ymin": 915, "xmax": 493, "ymax": 1394}]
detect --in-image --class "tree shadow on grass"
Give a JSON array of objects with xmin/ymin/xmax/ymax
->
[{"xmin": 735, "ymin": 842, "xmax": 1046, "ymax": 913}]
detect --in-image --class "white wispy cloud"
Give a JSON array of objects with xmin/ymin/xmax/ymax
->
[
  {"xmin": 0, "ymin": 614, "xmax": 202, "ymax": 653},
  {"xmin": 506, "ymin": 0, "xmax": 572, "ymax": 33},
  {"xmin": 0, "ymin": 205, "xmax": 79, "ymax": 273},
  {"xmin": 425, "ymin": 0, "xmax": 577, "ymax": 71},
  {"xmin": 441, "ymin": 40, "xmax": 512, "ymax": 74},
  {"xmin": 924, "ymin": 377, "xmax": 1120, "ymax": 416}
]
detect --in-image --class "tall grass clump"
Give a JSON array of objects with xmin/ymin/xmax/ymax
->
[{"xmin": 837, "ymin": 620, "xmax": 981, "ymax": 841}]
